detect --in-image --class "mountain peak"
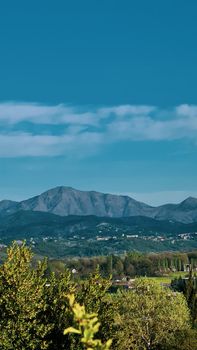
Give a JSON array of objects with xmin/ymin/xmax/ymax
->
[
  {"xmin": 0, "ymin": 199, "xmax": 18, "ymax": 215},
  {"xmin": 45, "ymin": 186, "xmax": 75, "ymax": 193},
  {"xmin": 179, "ymin": 196, "xmax": 197, "ymax": 209},
  {"xmin": 4, "ymin": 186, "xmax": 151, "ymax": 218},
  {"xmin": 1, "ymin": 187, "xmax": 197, "ymax": 224},
  {"xmin": 181, "ymin": 196, "xmax": 197, "ymax": 203}
]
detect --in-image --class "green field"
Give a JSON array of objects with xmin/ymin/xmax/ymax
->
[{"xmin": 147, "ymin": 271, "xmax": 188, "ymax": 284}]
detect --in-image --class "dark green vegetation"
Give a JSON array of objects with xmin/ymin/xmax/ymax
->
[
  {"xmin": 0, "ymin": 243, "xmax": 197, "ymax": 350},
  {"xmin": 171, "ymin": 269, "xmax": 197, "ymax": 328},
  {"xmin": 52, "ymin": 251, "xmax": 197, "ymax": 281},
  {"xmin": 1, "ymin": 211, "xmax": 197, "ymax": 257}
]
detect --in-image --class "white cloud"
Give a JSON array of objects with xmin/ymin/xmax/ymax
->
[
  {"xmin": 98, "ymin": 105, "xmax": 156, "ymax": 117},
  {"xmin": 0, "ymin": 102, "xmax": 197, "ymax": 157},
  {"xmin": 176, "ymin": 104, "xmax": 197, "ymax": 118},
  {"xmin": 0, "ymin": 131, "xmax": 103, "ymax": 157},
  {"xmin": 0, "ymin": 102, "xmax": 97, "ymax": 126},
  {"xmin": 0, "ymin": 133, "xmax": 62, "ymax": 157}
]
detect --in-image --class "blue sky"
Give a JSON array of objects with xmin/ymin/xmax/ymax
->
[{"xmin": 0, "ymin": 0, "xmax": 197, "ymax": 205}]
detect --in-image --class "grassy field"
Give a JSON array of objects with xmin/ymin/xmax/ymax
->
[{"xmin": 147, "ymin": 271, "xmax": 188, "ymax": 284}]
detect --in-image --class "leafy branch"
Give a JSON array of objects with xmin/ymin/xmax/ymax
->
[{"xmin": 64, "ymin": 294, "xmax": 112, "ymax": 350}]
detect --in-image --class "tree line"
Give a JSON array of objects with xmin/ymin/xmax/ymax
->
[{"xmin": 52, "ymin": 251, "xmax": 197, "ymax": 279}]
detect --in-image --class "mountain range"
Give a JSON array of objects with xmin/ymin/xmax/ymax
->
[{"xmin": 1, "ymin": 186, "xmax": 197, "ymax": 224}]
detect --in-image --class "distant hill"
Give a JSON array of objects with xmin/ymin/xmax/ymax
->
[
  {"xmin": 0, "ymin": 210, "xmax": 197, "ymax": 241},
  {"xmin": 153, "ymin": 197, "xmax": 197, "ymax": 223},
  {"xmin": 1, "ymin": 186, "xmax": 197, "ymax": 223},
  {"xmin": 0, "ymin": 200, "xmax": 18, "ymax": 215}
]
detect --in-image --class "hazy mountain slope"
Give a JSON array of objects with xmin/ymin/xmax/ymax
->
[
  {"xmin": 153, "ymin": 197, "xmax": 197, "ymax": 223},
  {"xmin": 1, "ymin": 187, "xmax": 197, "ymax": 223},
  {"xmin": 0, "ymin": 200, "xmax": 19, "ymax": 216},
  {"xmin": 16, "ymin": 186, "xmax": 154, "ymax": 217}
]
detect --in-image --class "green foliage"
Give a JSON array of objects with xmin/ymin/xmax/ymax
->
[
  {"xmin": 0, "ymin": 243, "xmax": 114, "ymax": 350},
  {"xmin": 0, "ymin": 242, "xmax": 51, "ymax": 349},
  {"xmin": 64, "ymin": 294, "xmax": 112, "ymax": 350},
  {"xmin": 64, "ymin": 251, "xmax": 196, "ymax": 280},
  {"xmin": 40, "ymin": 269, "xmax": 76, "ymax": 350},
  {"xmin": 77, "ymin": 267, "xmax": 116, "ymax": 345},
  {"xmin": 171, "ymin": 268, "xmax": 197, "ymax": 326},
  {"xmin": 161, "ymin": 328, "xmax": 197, "ymax": 350},
  {"xmin": 184, "ymin": 269, "xmax": 197, "ymax": 326},
  {"xmin": 0, "ymin": 242, "xmax": 195, "ymax": 350},
  {"xmin": 113, "ymin": 278, "xmax": 190, "ymax": 350}
]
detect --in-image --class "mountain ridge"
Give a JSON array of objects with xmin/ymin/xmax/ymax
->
[{"xmin": 1, "ymin": 186, "xmax": 197, "ymax": 223}]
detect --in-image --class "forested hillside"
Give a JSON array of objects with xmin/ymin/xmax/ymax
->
[{"xmin": 1, "ymin": 210, "xmax": 197, "ymax": 257}]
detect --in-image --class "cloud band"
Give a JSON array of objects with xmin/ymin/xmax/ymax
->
[{"xmin": 0, "ymin": 102, "xmax": 196, "ymax": 157}]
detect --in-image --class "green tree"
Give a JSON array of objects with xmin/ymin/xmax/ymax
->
[
  {"xmin": 172, "ymin": 268, "xmax": 197, "ymax": 326},
  {"xmin": 184, "ymin": 269, "xmax": 197, "ymax": 326},
  {"xmin": 77, "ymin": 268, "xmax": 115, "ymax": 345},
  {"xmin": 113, "ymin": 258, "xmax": 124, "ymax": 278},
  {"xmin": 0, "ymin": 242, "xmax": 52, "ymax": 349},
  {"xmin": 113, "ymin": 278, "xmax": 190, "ymax": 350},
  {"xmin": 161, "ymin": 328, "xmax": 197, "ymax": 350},
  {"xmin": 106, "ymin": 255, "xmax": 113, "ymax": 276},
  {"xmin": 0, "ymin": 243, "xmax": 115, "ymax": 350},
  {"xmin": 41, "ymin": 269, "xmax": 76, "ymax": 350}
]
